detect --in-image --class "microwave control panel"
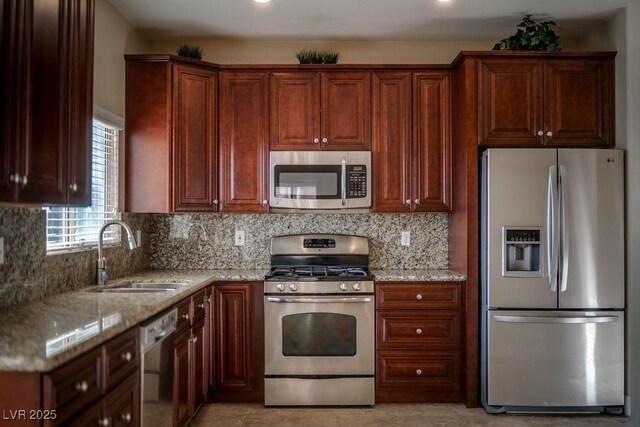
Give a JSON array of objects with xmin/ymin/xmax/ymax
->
[{"xmin": 348, "ymin": 165, "xmax": 367, "ymax": 198}]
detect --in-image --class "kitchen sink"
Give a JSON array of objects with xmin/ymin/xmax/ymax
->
[{"xmin": 93, "ymin": 282, "xmax": 188, "ymax": 293}]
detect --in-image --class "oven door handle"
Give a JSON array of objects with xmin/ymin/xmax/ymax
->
[
  {"xmin": 341, "ymin": 157, "xmax": 347, "ymax": 206},
  {"xmin": 266, "ymin": 297, "xmax": 372, "ymax": 304}
]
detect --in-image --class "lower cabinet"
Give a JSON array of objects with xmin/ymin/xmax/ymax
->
[
  {"xmin": 210, "ymin": 283, "xmax": 264, "ymax": 403},
  {"xmin": 174, "ymin": 329, "xmax": 191, "ymax": 427},
  {"xmin": 375, "ymin": 282, "xmax": 464, "ymax": 403}
]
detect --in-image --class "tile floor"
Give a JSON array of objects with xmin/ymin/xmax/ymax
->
[{"xmin": 191, "ymin": 404, "xmax": 630, "ymax": 426}]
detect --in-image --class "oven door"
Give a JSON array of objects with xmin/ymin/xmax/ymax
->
[{"xmin": 264, "ymin": 295, "xmax": 375, "ymax": 375}]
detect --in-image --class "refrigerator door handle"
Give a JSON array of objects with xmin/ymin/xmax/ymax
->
[
  {"xmin": 494, "ymin": 315, "xmax": 619, "ymax": 324},
  {"xmin": 559, "ymin": 165, "xmax": 569, "ymax": 292},
  {"xmin": 547, "ymin": 165, "xmax": 559, "ymax": 292}
]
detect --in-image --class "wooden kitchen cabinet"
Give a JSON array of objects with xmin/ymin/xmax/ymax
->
[
  {"xmin": 270, "ymin": 71, "xmax": 371, "ymax": 151},
  {"xmin": 1, "ymin": 0, "xmax": 94, "ymax": 205},
  {"xmin": 211, "ymin": 283, "xmax": 264, "ymax": 403},
  {"xmin": 372, "ymin": 71, "xmax": 451, "ymax": 212},
  {"xmin": 173, "ymin": 329, "xmax": 191, "ymax": 427},
  {"xmin": 375, "ymin": 282, "xmax": 464, "ymax": 403},
  {"xmin": 477, "ymin": 55, "xmax": 614, "ymax": 147},
  {"xmin": 219, "ymin": 72, "xmax": 270, "ymax": 212},
  {"xmin": 125, "ymin": 55, "xmax": 218, "ymax": 212}
]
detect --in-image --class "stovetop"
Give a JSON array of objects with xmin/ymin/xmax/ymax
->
[{"xmin": 264, "ymin": 265, "xmax": 372, "ymax": 282}]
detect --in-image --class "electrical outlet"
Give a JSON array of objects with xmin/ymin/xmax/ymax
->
[
  {"xmin": 401, "ymin": 231, "xmax": 411, "ymax": 247},
  {"xmin": 136, "ymin": 230, "xmax": 142, "ymax": 247},
  {"xmin": 0, "ymin": 237, "xmax": 4, "ymax": 265},
  {"xmin": 234, "ymin": 230, "xmax": 245, "ymax": 246}
]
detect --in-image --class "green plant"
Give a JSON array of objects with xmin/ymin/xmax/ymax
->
[
  {"xmin": 493, "ymin": 15, "xmax": 561, "ymax": 52},
  {"xmin": 177, "ymin": 43, "xmax": 203, "ymax": 60},
  {"xmin": 295, "ymin": 49, "xmax": 340, "ymax": 64}
]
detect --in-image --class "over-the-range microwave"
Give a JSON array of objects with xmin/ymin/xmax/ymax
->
[{"xmin": 269, "ymin": 151, "xmax": 371, "ymax": 210}]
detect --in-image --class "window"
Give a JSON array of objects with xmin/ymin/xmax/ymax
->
[{"xmin": 46, "ymin": 118, "xmax": 121, "ymax": 252}]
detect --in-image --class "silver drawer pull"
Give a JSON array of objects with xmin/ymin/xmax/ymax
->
[
  {"xmin": 416, "ymin": 369, "xmax": 423, "ymax": 376},
  {"xmin": 193, "ymin": 336, "xmax": 198, "ymax": 344},
  {"xmin": 75, "ymin": 381, "xmax": 88, "ymax": 393},
  {"xmin": 415, "ymin": 328, "xmax": 422, "ymax": 335},
  {"xmin": 416, "ymin": 294, "xmax": 423, "ymax": 301},
  {"xmin": 547, "ymin": 131, "xmax": 553, "ymax": 138},
  {"xmin": 121, "ymin": 351, "xmax": 132, "ymax": 362},
  {"xmin": 181, "ymin": 313, "xmax": 189, "ymax": 320},
  {"xmin": 197, "ymin": 303, "xmax": 206, "ymax": 309},
  {"xmin": 121, "ymin": 413, "xmax": 131, "ymax": 423},
  {"xmin": 98, "ymin": 417, "xmax": 110, "ymax": 427}
]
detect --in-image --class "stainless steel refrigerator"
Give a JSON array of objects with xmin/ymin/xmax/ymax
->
[{"xmin": 480, "ymin": 148, "xmax": 625, "ymax": 414}]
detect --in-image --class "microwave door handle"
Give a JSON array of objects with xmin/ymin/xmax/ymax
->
[{"xmin": 341, "ymin": 157, "xmax": 347, "ymax": 206}]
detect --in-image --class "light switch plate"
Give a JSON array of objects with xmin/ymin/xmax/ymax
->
[
  {"xmin": 234, "ymin": 230, "xmax": 245, "ymax": 246},
  {"xmin": 0, "ymin": 237, "xmax": 4, "ymax": 265},
  {"xmin": 401, "ymin": 231, "xmax": 411, "ymax": 247}
]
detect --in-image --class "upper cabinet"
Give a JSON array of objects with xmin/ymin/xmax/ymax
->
[
  {"xmin": 219, "ymin": 71, "xmax": 270, "ymax": 212},
  {"xmin": 125, "ymin": 56, "xmax": 218, "ymax": 213},
  {"xmin": 372, "ymin": 71, "xmax": 451, "ymax": 213},
  {"xmin": 270, "ymin": 72, "xmax": 371, "ymax": 151},
  {"xmin": 477, "ymin": 55, "xmax": 614, "ymax": 147},
  {"xmin": 1, "ymin": 0, "xmax": 94, "ymax": 205}
]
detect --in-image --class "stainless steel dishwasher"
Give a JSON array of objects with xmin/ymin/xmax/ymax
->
[{"xmin": 140, "ymin": 308, "xmax": 177, "ymax": 427}]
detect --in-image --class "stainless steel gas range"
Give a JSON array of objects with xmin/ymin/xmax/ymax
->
[{"xmin": 263, "ymin": 234, "xmax": 375, "ymax": 406}]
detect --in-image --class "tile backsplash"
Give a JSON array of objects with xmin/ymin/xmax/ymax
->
[{"xmin": 148, "ymin": 213, "xmax": 449, "ymax": 270}]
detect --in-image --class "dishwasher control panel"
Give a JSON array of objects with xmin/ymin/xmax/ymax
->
[{"xmin": 140, "ymin": 308, "xmax": 177, "ymax": 352}]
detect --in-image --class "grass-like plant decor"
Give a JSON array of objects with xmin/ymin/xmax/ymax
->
[
  {"xmin": 295, "ymin": 49, "xmax": 340, "ymax": 64},
  {"xmin": 177, "ymin": 44, "xmax": 203, "ymax": 60}
]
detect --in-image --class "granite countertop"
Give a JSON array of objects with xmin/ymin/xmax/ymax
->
[
  {"xmin": 371, "ymin": 269, "xmax": 466, "ymax": 282},
  {"xmin": 0, "ymin": 269, "xmax": 267, "ymax": 373}
]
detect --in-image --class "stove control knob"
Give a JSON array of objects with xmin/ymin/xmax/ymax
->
[
  {"xmin": 276, "ymin": 284, "xmax": 286, "ymax": 292},
  {"xmin": 352, "ymin": 283, "xmax": 361, "ymax": 291},
  {"xmin": 289, "ymin": 283, "xmax": 298, "ymax": 292},
  {"xmin": 339, "ymin": 283, "xmax": 348, "ymax": 292}
]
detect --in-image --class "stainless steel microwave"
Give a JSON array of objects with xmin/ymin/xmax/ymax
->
[{"xmin": 269, "ymin": 151, "xmax": 371, "ymax": 210}]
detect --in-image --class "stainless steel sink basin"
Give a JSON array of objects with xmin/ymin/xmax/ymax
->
[{"xmin": 94, "ymin": 282, "xmax": 188, "ymax": 293}]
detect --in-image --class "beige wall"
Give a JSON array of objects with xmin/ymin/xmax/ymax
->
[
  {"xmin": 149, "ymin": 39, "xmax": 495, "ymax": 64},
  {"xmin": 94, "ymin": 0, "xmax": 150, "ymax": 118}
]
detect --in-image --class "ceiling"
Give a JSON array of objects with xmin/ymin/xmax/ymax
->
[{"xmin": 109, "ymin": 0, "xmax": 627, "ymax": 41}]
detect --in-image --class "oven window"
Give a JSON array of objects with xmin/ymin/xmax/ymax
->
[
  {"xmin": 274, "ymin": 165, "xmax": 341, "ymax": 199},
  {"xmin": 281, "ymin": 313, "xmax": 356, "ymax": 357}
]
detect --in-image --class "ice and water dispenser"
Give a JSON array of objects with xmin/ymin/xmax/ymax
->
[{"xmin": 502, "ymin": 227, "xmax": 542, "ymax": 277}]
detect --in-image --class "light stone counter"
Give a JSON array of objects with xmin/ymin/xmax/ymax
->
[
  {"xmin": 372, "ymin": 269, "xmax": 466, "ymax": 282},
  {"xmin": 0, "ymin": 269, "xmax": 267, "ymax": 372}
]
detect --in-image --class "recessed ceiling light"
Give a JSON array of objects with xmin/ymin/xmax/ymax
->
[
  {"xmin": 436, "ymin": 0, "xmax": 451, "ymax": 2},
  {"xmin": 254, "ymin": 0, "xmax": 271, "ymax": 3}
]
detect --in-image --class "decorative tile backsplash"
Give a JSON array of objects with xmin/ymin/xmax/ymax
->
[{"xmin": 148, "ymin": 213, "xmax": 449, "ymax": 270}]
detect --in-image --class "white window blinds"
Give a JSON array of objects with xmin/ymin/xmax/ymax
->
[{"xmin": 46, "ymin": 118, "xmax": 121, "ymax": 252}]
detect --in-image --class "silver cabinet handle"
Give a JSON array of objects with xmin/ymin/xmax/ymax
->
[
  {"xmin": 181, "ymin": 313, "xmax": 189, "ymax": 320},
  {"xmin": 494, "ymin": 315, "xmax": 619, "ymax": 324},
  {"xmin": 537, "ymin": 130, "xmax": 544, "ymax": 137},
  {"xmin": 313, "ymin": 138, "xmax": 319, "ymax": 144},
  {"xmin": 405, "ymin": 199, "xmax": 411, "ymax": 205},
  {"xmin": 547, "ymin": 165, "xmax": 559, "ymax": 292},
  {"xmin": 197, "ymin": 302, "xmax": 206, "ymax": 309},
  {"xmin": 341, "ymin": 157, "xmax": 347, "ymax": 206},
  {"xmin": 547, "ymin": 131, "xmax": 553, "ymax": 137},
  {"xmin": 212, "ymin": 199, "xmax": 219, "ymax": 205},
  {"xmin": 121, "ymin": 352, "xmax": 132, "ymax": 362},
  {"xmin": 20, "ymin": 175, "xmax": 27, "ymax": 186},
  {"xmin": 98, "ymin": 417, "xmax": 110, "ymax": 427},
  {"xmin": 322, "ymin": 137, "xmax": 328, "ymax": 144},
  {"xmin": 9, "ymin": 174, "xmax": 16, "ymax": 183},
  {"xmin": 416, "ymin": 369, "xmax": 423, "ymax": 376},
  {"xmin": 69, "ymin": 183, "xmax": 78, "ymax": 193},
  {"xmin": 75, "ymin": 381, "xmax": 88, "ymax": 393},
  {"xmin": 193, "ymin": 336, "xmax": 198, "ymax": 343},
  {"xmin": 415, "ymin": 328, "xmax": 422, "ymax": 335},
  {"xmin": 262, "ymin": 199, "xmax": 268, "ymax": 206},
  {"xmin": 120, "ymin": 413, "xmax": 131, "ymax": 423},
  {"xmin": 416, "ymin": 294, "xmax": 423, "ymax": 301},
  {"xmin": 414, "ymin": 199, "xmax": 420, "ymax": 205}
]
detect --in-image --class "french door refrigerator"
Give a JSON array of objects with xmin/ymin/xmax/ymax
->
[{"xmin": 480, "ymin": 149, "xmax": 625, "ymax": 414}]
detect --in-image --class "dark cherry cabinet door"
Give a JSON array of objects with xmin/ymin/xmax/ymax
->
[
  {"xmin": 213, "ymin": 285, "xmax": 253, "ymax": 391},
  {"xmin": 478, "ymin": 59, "xmax": 544, "ymax": 147},
  {"xmin": 544, "ymin": 58, "xmax": 614, "ymax": 147},
  {"xmin": 270, "ymin": 72, "xmax": 320, "ymax": 150},
  {"xmin": 321, "ymin": 72, "xmax": 371, "ymax": 150},
  {"xmin": 191, "ymin": 319, "xmax": 207, "ymax": 414},
  {"xmin": 174, "ymin": 329, "xmax": 191, "ymax": 427},
  {"xmin": 413, "ymin": 72, "xmax": 452, "ymax": 212},
  {"xmin": 65, "ymin": 0, "xmax": 94, "ymax": 206},
  {"xmin": 219, "ymin": 72, "xmax": 269, "ymax": 212},
  {"xmin": 173, "ymin": 65, "xmax": 218, "ymax": 211},
  {"xmin": 372, "ymin": 72, "xmax": 412, "ymax": 212},
  {"xmin": 103, "ymin": 371, "xmax": 139, "ymax": 427}
]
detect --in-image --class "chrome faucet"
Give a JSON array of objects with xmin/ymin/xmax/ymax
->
[{"xmin": 97, "ymin": 220, "xmax": 138, "ymax": 286}]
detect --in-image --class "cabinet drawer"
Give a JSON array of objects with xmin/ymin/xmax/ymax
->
[
  {"xmin": 104, "ymin": 370, "xmax": 139, "ymax": 427},
  {"xmin": 376, "ymin": 283, "xmax": 462, "ymax": 310},
  {"xmin": 176, "ymin": 298, "xmax": 192, "ymax": 333},
  {"xmin": 105, "ymin": 328, "xmax": 139, "ymax": 391},
  {"xmin": 44, "ymin": 347, "xmax": 103, "ymax": 424},
  {"xmin": 192, "ymin": 288, "xmax": 208, "ymax": 321},
  {"xmin": 376, "ymin": 351, "xmax": 461, "ymax": 391},
  {"xmin": 376, "ymin": 310, "xmax": 461, "ymax": 350}
]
